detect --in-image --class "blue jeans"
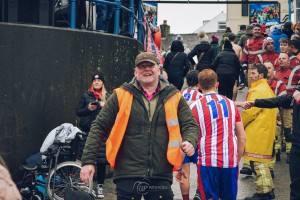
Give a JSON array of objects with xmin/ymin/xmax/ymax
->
[{"xmin": 96, "ymin": 3, "xmax": 113, "ymax": 31}]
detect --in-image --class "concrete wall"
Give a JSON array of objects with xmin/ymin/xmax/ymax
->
[
  {"xmin": 0, "ymin": 23, "xmax": 142, "ymax": 178},
  {"xmin": 162, "ymin": 32, "xmax": 225, "ymax": 53}
]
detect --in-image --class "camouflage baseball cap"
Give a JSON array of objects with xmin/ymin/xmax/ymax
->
[{"xmin": 135, "ymin": 52, "xmax": 159, "ymax": 66}]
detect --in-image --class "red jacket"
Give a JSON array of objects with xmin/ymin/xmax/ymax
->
[
  {"xmin": 255, "ymin": 51, "xmax": 279, "ymax": 65},
  {"xmin": 274, "ymin": 55, "xmax": 300, "ymax": 71},
  {"xmin": 275, "ymin": 66, "xmax": 300, "ymax": 94},
  {"xmin": 242, "ymin": 36, "xmax": 265, "ymax": 69},
  {"xmin": 268, "ymin": 77, "xmax": 287, "ymax": 96}
]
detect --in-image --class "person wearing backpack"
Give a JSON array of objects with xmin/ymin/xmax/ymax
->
[
  {"xmin": 163, "ymin": 40, "xmax": 190, "ymax": 90},
  {"xmin": 188, "ymin": 31, "xmax": 217, "ymax": 72}
]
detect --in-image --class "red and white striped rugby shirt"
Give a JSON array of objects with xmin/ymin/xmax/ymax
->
[
  {"xmin": 190, "ymin": 93, "xmax": 241, "ymax": 168},
  {"xmin": 181, "ymin": 88, "xmax": 203, "ymax": 104}
]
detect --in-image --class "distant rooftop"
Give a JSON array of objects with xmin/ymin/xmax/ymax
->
[{"xmin": 193, "ymin": 11, "xmax": 227, "ymax": 33}]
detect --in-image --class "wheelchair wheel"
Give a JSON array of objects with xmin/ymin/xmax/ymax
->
[{"xmin": 46, "ymin": 161, "xmax": 93, "ymax": 200}]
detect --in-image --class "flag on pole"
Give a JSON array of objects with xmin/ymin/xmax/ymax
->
[{"xmin": 143, "ymin": 15, "xmax": 164, "ymax": 66}]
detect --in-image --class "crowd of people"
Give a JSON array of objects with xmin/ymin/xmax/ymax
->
[
  {"xmin": 1, "ymin": 19, "xmax": 300, "ymax": 200},
  {"xmin": 79, "ymin": 21, "xmax": 300, "ymax": 200},
  {"xmin": 76, "ymin": 0, "xmax": 140, "ymax": 37}
]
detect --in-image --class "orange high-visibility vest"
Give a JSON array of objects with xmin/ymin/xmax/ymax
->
[{"xmin": 106, "ymin": 87, "xmax": 182, "ymax": 170}]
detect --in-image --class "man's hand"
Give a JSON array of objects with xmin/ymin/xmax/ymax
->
[
  {"xmin": 80, "ymin": 165, "xmax": 95, "ymax": 185},
  {"xmin": 175, "ymin": 168, "xmax": 187, "ymax": 183},
  {"xmin": 88, "ymin": 103, "xmax": 97, "ymax": 111},
  {"xmin": 293, "ymin": 90, "xmax": 300, "ymax": 102},
  {"xmin": 244, "ymin": 101, "xmax": 254, "ymax": 109},
  {"xmin": 181, "ymin": 141, "xmax": 195, "ymax": 156},
  {"xmin": 235, "ymin": 101, "xmax": 248, "ymax": 109}
]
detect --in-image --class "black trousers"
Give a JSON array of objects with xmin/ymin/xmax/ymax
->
[
  {"xmin": 239, "ymin": 70, "xmax": 246, "ymax": 85},
  {"xmin": 115, "ymin": 178, "xmax": 174, "ymax": 200},
  {"xmin": 96, "ymin": 164, "xmax": 106, "ymax": 185},
  {"xmin": 217, "ymin": 74, "xmax": 236, "ymax": 100},
  {"xmin": 290, "ymin": 146, "xmax": 300, "ymax": 200}
]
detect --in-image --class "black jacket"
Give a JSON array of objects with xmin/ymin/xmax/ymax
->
[
  {"xmin": 163, "ymin": 52, "xmax": 190, "ymax": 90},
  {"xmin": 188, "ymin": 42, "xmax": 217, "ymax": 71},
  {"xmin": 76, "ymin": 91, "xmax": 110, "ymax": 164},
  {"xmin": 76, "ymin": 91, "xmax": 101, "ymax": 132},
  {"xmin": 211, "ymin": 48, "xmax": 241, "ymax": 79},
  {"xmin": 254, "ymin": 94, "xmax": 300, "ymax": 148}
]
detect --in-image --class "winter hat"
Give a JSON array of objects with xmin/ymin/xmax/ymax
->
[
  {"xmin": 263, "ymin": 37, "xmax": 274, "ymax": 48},
  {"xmin": 223, "ymin": 37, "xmax": 232, "ymax": 49},
  {"xmin": 211, "ymin": 34, "xmax": 219, "ymax": 43},
  {"xmin": 175, "ymin": 34, "xmax": 183, "ymax": 42},
  {"xmin": 92, "ymin": 73, "xmax": 105, "ymax": 83},
  {"xmin": 198, "ymin": 31, "xmax": 209, "ymax": 43}
]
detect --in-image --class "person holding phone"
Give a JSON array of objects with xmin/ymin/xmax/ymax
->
[{"xmin": 76, "ymin": 73, "xmax": 109, "ymax": 199}]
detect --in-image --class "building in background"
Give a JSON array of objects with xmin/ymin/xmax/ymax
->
[
  {"xmin": 193, "ymin": 11, "xmax": 227, "ymax": 33},
  {"xmin": 227, "ymin": 0, "xmax": 289, "ymax": 33}
]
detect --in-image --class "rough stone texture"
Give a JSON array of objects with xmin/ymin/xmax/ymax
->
[
  {"xmin": 161, "ymin": 32, "xmax": 225, "ymax": 52},
  {"xmin": 0, "ymin": 22, "xmax": 142, "ymax": 178}
]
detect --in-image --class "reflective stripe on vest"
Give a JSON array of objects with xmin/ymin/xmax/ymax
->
[
  {"xmin": 106, "ymin": 88, "xmax": 182, "ymax": 170},
  {"xmin": 287, "ymin": 66, "xmax": 300, "ymax": 89},
  {"xmin": 164, "ymin": 92, "xmax": 183, "ymax": 170},
  {"xmin": 257, "ymin": 54, "xmax": 263, "ymax": 64}
]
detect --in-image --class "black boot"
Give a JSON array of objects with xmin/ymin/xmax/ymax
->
[
  {"xmin": 245, "ymin": 193, "xmax": 270, "ymax": 200},
  {"xmin": 276, "ymin": 150, "xmax": 281, "ymax": 161},
  {"xmin": 286, "ymin": 153, "xmax": 290, "ymax": 163},
  {"xmin": 268, "ymin": 189, "xmax": 275, "ymax": 199},
  {"xmin": 270, "ymin": 169, "xmax": 274, "ymax": 178},
  {"xmin": 240, "ymin": 167, "xmax": 253, "ymax": 175}
]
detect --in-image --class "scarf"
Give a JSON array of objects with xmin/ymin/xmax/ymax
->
[{"xmin": 88, "ymin": 85, "xmax": 102, "ymax": 100}]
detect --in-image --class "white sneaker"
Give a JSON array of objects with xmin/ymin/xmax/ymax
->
[{"xmin": 96, "ymin": 184, "xmax": 104, "ymax": 199}]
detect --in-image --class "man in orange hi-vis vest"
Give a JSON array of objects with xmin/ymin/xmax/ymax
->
[{"xmin": 80, "ymin": 52, "xmax": 199, "ymax": 200}]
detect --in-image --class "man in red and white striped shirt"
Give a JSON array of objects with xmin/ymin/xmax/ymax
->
[
  {"xmin": 190, "ymin": 69, "xmax": 246, "ymax": 200},
  {"xmin": 181, "ymin": 70, "xmax": 203, "ymax": 106},
  {"xmin": 178, "ymin": 70, "xmax": 203, "ymax": 200}
]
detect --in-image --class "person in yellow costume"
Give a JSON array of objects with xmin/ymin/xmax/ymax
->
[{"xmin": 242, "ymin": 63, "xmax": 277, "ymax": 200}]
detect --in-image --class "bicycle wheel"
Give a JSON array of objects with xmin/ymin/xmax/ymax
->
[
  {"xmin": 20, "ymin": 193, "xmax": 43, "ymax": 200},
  {"xmin": 46, "ymin": 161, "xmax": 93, "ymax": 200},
  {"xmin": 31, "ymin": 194, "xmax": 43, "ymax": 200}
]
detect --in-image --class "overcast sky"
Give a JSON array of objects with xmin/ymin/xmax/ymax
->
[{"xmin": 157, "ymin": 4, "xmax": 226, "ymax": 34}]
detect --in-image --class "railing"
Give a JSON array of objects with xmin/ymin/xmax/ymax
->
[{"xmin": 69, "ymin": 0, "xmax": 145, "ymax": 43}]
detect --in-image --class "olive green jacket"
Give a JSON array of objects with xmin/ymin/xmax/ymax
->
[{"xmin": 81, "ymin": 76, "xmax": 199, "ymax": 182}]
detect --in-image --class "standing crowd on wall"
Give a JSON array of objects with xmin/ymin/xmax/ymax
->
[
  {"xmin": 75, "ymin": 0, "xmax": 155, "ymax": 39},
  {"xmin": 2, "ymin": 8, "xmax": 300, "ymax": 200}
]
